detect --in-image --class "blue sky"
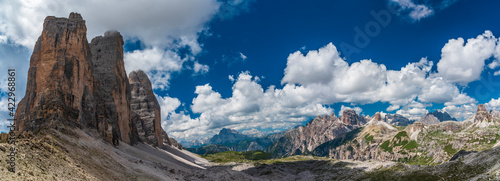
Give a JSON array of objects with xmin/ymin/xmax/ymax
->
[{"xmin": 1, "ymin": 0, "xmax": 500, "ymax": 144}]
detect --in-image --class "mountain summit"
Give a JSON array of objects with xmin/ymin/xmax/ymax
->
[
  {"xmin": 209, "ymin": 128, "xmax": 251, "ymax": 145},
  {"xmin": 419, "ymin": 110, "xmax": 456, "ymax": 125},
  {"xmin": 14, "ymin": 13, "xmax": 174, "ymax": 148}
]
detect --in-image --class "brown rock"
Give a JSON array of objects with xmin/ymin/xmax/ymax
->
[
  {"xmin": 341, "ymin": 110, "xmax": 365, "ymax": 126},
  {"xmin": 15, "ymin": 12, "xmax": 95, "ymax": 133},
  {"xmin": 15, "ymin": 13, "xmax": 173, "ymax": 148},
  {"xmin": 474, "ymin": 104, "xmax": 492, "ymax": 123},
  {"xmin": 129, "ymin": 70, "xmax": 163, "ymax": 147}
]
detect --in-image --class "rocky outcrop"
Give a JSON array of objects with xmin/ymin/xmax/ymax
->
[
  {"xmin": 15, "ymin": 13, "xmax": 175, "ymax": 147},
  {"xmin": 384, "ymin": 114, "xmax": 413, "ymax": 126},
  {"xmin": 129, "ymin": 70, "xmax": 163, "ymax": 147},
  {"xmin": 161, "ymin": 130, "xmax": 184, "ymax": 149},
  {"xmin": 419, "ymin": 114, "xmax": 440, "ymax": 125},
  {"xmin": 307, "ymin": 103, "xmax": 500, "ymax": 164},
  {"xmin": 474, "ymin": 104, "xmax": 492, "ymax": 123},
  {"xmin": 341, "ymin": 110, "xmax": 365, "ymax": 126},
  {"xmin": 439, "ymin": 121, "xmax": 461, "ymax": 132},
  {"xmin": 406, "ymin": 121, "xmax": 424, "ymax": 140},
  {"xmin": 419, "ymin": 111, "xmax": 456, "ymax": 126},
  {"xmin": 316, "ymin": 113, "xmax": 399, "ymax": 160},
  {"xmin": 15, "ymin": 13, "xmax": 96, "ymax": 134},
  {"xmin": 267, "ymin": 111, "xmax": 365, "ymax": 157},
  {"xmin": 90, "ymin": 30, "xmax": 134, "ymax": 145}
]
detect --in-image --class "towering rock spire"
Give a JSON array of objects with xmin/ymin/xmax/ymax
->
[
  {"xmin": 15, "ymin": 12, "xmax": 95, "ymax": 133},
  {"xmin": 15, "ymin": 12, "xmax": 178, "ymax": 148},
  {"xmin": 90, "ymin": 30, "xmax": 134, "ymax": 145},
  {"xmin": 129, "ymin": 70, "xmax": 163, "ymax": 147},
  {"xmin": 474, "ymin": 104, "xmax": 493, "ymax": 123}
]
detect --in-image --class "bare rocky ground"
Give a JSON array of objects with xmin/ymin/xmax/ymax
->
[
  {"xmin": 0, "ymin": 126, "xmax": 498, "ymax": 181},
  {"xmin": 0, "ymin": 126, "xmax": 258, "ymax": 181}
]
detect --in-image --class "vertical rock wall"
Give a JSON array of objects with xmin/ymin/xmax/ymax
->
[
  {"xmin": 14, "ymin": 13, "xmax": 173, "ymax": 147},
  {"xmin": 129, "ymin": 70, "xmax": 163, "ymax": 147},
  {"xmin": 90, "ymin": 31, "xmax": 134, "ymax": 145},
  {"xmin": 15, "ymin": 13, "xmax": 95, "ymax": 133}
]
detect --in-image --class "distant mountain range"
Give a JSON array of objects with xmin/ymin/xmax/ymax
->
[
  {"xmin": 189, "ymin": 105, "xmax": 500, "ymax": 165},
  {"xmin": 187, "ymin": 128, "xmax": 284, "ymax": 154},
  {"xmin": 419, "ymin": 110, "xmax": 457, "ymax": 125}
]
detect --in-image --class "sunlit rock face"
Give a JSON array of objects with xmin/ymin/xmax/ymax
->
[{"xmin": 15, "ymin": 13, "xmax": 96, "ymax": 135}]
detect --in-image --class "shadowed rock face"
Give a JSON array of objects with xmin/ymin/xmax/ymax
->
[
  {"xmin": 90, "ymin": 31, "xmax": 134, "ymax": 145},
  {"xmin": 430, "ymin": 111, "xmax": 457, "ymax": 122},
  {"xmin": 162, "ymin": 130, "xmax": 184, "ymax": 149},
  {"xmin": 15, "ymin": 13, "xmax": 95, "ymax": 133},
  {"xmin": 129, "ymin": 70, "xmax": 163, "ymax": 147}
]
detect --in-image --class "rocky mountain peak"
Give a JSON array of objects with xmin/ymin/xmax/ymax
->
[
  {"xmin": 419, "ymin": 110, "xmax": 456, "ymax": 126},
  {"xmin": 474, "ymin": 104, "xmax": 493, "ymax": 124},
  {"xmin": 209, "ymin": 128, "xmax": 250, "ymax": 145},
  {"xmin": 430, "ymin": 110, "xmax": 457, "ymax": 122},
  {"xmin": 341, "ymin": 109, "xmax": 365, "ymax": 126},
  {"xmin": 220, "ymin": 128, "xmax": 239, "ymax": 135},
  {"xmin": 373, "ymin": 112, "xmax": 382, "ymax": 121},
  {"xmin": 15, "ymin": 13, "xmax": 173, "ymax": 148},
  {"xmin": 477, "ymin": 104, "xmax": 487, "ymax": 112},
  {"xmin": 15, "ymin": 12, "xmax": 94, "ymax": 133},
  {"xmin": 383, "ymin": 113, "xmax": 413, "ymax": 126},
  {"xmin": 419, "ymin": 114, "xmax": 440, "ymax": 125}
]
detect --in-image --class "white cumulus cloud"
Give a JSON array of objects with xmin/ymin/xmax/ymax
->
[{"xmin": 437, "ymin": 31, "xmax": 497, "ymax": 85}]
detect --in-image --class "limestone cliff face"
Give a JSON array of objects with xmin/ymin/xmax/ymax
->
[
  {"xmin": 14, "ymin": 13, "xmax": 168, "ymax": 147},
  {"xmin": 90, "ymin": 31, "xmax": 135, "ymax": 145},
  {"xmin": 15, "ymin": 13, "xmax": 95, "ymax": 133},
  {"xmin": 314, "ymin": 105, "xmax": 500, "ymax": 164},
  {"xmin": 129, "ymin": 70, "xmax": 163, "ymax": 147},
  {"xmin": 267, "ymin": 111, "xmax": 365, "ymax": 157}
]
